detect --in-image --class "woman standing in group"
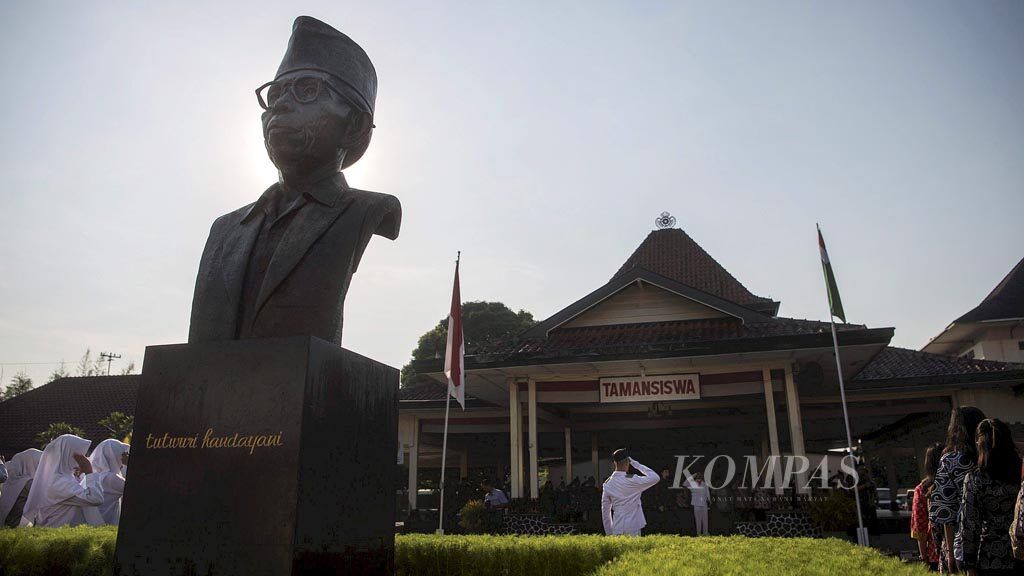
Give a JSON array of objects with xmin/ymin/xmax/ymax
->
[
  {"xmin": 930, "ymin": 406, "xmax": 987, "ymax": 572},
  {"xmin": 912, "ymin": 442, "xmax": 943, "ymax": 570},
  {"xmin": 20, "ymin": 434, "xmax": 104, "ymax": 527},
  {"xmin": 88, "ymin": 438, "xmax": 129, "ymax": 525},
  {"xmin": 0, "ymin": 449, "xmax": 42, "ymax": 528},
  {"xmin": 957, "ymin": 419, "xmax": 1022, "ymax": 575},
  {"xmin": 1011, "ymin": 474, "xmax": 1024, "ymax": 561}
]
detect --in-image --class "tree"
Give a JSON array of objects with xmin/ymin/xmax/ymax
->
[
  {"xmin": 99, "ymin": 411, "xmax": 134, "ymax": 442},
  {"xmin": 36, "ymin": 422, "xmax": 86, "ymax": 448},
  {"xmin": 1, "ymin": 372, "xmax": 34, "ymax": 401},
  {"xmin": 48, "ymin": 362, "xmax": 70, "ymax": 383},
  {"xmin": 120, "ymin": 361, "xmax": 136, "ymax": 375},
  {"xmin": 401, "ymin": 301, "xmax": 536, "ymax": 385},
  {"xmin": 76, "ymin": 348, "xmax": 108, "ymax": 376}
]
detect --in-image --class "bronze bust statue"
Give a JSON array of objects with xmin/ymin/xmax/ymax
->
[{"xmin": 188, "ymin": 16, "xmax": 400, "ymax": 346}]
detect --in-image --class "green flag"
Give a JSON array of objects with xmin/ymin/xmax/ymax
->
[{"xmin": 817, "ymin": 225, "xmax": 846, "ymax": 322}]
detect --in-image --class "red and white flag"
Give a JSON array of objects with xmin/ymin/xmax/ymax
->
[{"xmin": 444, "ymin": 257, "xmax": 465, "ymax": 410}]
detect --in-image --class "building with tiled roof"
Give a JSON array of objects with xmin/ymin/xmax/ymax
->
[
  {"xmin": 400, "ymin": 219, "xmax": 1024, "ymax": 516},
  {"xmin": 923, "ymin": 256, "xmax": 1024, "ymax": 363}
]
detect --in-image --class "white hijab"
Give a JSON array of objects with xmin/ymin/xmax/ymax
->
[
  {"xmin": 86, "ymin": 439, "xmax": 129, "ymax": 525},
  {"xmin": 0, "ymin": 449, "xmax": 42, "ymax": 523},
  {"xmin": 89, "ymin": 439, "xmax": 128, "ymax": 477},
  {"xmin": 21, "ymin": 434, "xmax": 92, "ymax": 526}
]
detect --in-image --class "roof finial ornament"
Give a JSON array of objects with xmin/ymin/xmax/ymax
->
[{"xmin": 655, "ymin": 211, "xmax": 676, "ymax": 229}]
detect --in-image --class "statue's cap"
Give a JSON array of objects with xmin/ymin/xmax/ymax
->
[{"xmin": 275, "ymin": 16, "xmax": 376, "ymax": 114}]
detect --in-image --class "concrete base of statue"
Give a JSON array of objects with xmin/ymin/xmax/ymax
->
[{"xmin": 114, "ymin": 336, "xmax": 398, "ymax": 576}]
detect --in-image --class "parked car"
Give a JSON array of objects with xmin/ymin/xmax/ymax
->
[{"xmin": 876, "ymin": 488, "xmax": 891, "ymax": 510}]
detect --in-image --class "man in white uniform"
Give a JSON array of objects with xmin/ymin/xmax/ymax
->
[
  {"xmin": 601, "ymin": 449, "xmax": 660, "ymax": 536},
  {"xmin": 686, "ymin": 471, "xmax": 711, "ymax": 535}
]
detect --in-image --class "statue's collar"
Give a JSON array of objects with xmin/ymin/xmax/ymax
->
[{"xmin": 241, "ymin": 171, "xmax": 349, "ymax": 224}]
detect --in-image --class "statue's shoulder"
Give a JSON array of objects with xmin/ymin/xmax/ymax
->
[
  {"xmin": 345, "ymin": 187, "xmax": 401, "ymax": 212},
  {"xmin": 211, "ymin": 203, "xmax": 256, "ymax": 230},
  {"xmin": 346, "ymin": 187, "xmax": 401, "ymax": 240},
  {"xmin": 200, "ymin": 203, "xmax": 255, "ymax": 246}
]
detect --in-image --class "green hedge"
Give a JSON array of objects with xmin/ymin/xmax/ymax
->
[
  {"xmin": 0, "ymin": 526, "xmax": 116, "ymax": 576},
  {"xmin": 592, "ymin": 538, "xmax": 931, "ymax": 576},
  {"xmin": 395, "ymin": 534, "xmax": 676, "ymax": 576},
  {"xmin": 0, "ymin": 529, "xmax": 927, "ymax": 576}
]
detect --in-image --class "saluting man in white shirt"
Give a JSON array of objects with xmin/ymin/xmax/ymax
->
[
  {"xmin": 601, "ymin": 449, "xmax": 660, "ymax": 536},
  {"xmin": 686, "ymin": 471, "xmax": 711, "ymax": 535}
]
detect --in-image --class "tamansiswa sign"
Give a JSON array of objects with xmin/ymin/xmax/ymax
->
[{"xmin": 599, "ymin": 374, "xmax": 700, "ymax": 403}]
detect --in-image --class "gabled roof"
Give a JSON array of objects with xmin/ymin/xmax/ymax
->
[
  {"xmin": 0, "ymin": 376, "xmax": 140, "ymax": 459},
  {"xmin": 852, "ymin": 346, "xmax": 1024, "ymax": 386},
  {"xmin": 955, "ymin": 256, "xmax": 1024, "ymax": 323},
  {"xmin": 522, "ymin": 267, "xmax": 771, "ymax": 338},
  {"xmin": 614, "ymin": 229, "xmax": 779, "ymax": 314},
  {"xmin": 417, "ymin": 317, "xmax": 894, "ymax": 371},
  {"xmin": 413, "ymin": 225, "xmax": 894, "ymax": 371}
]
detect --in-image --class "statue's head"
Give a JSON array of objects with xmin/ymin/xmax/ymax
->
[{"xmin": 256, "ymin": 17, "xmax": 376, "ymax": 176}]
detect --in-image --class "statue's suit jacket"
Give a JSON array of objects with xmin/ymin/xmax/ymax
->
[{"xmin": 187, "ymin": 173, "xmax": 400, "ymax": 345}]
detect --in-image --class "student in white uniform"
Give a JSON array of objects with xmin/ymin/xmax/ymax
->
[
  {"xmin": 601, "ymin": 449, "xmax": 660, "ymax": 536},
  {"xmin": 0, "ymin": 449, "xmax": 43, "ymax": 528},
  {"xmin": 20, "ymin": 434, "xmax": 104, "ymax": 527},
  {"xmin": 88, "ymin": 439, "xmax": 130, "ymax": 525},
  {"xmin": 686, "ymin": 471, "xmax": 711, "ymax": 535}
]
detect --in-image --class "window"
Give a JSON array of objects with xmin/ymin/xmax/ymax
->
[{"xmin": 1018, "ymin": 341, "xmax": 1024, "ymax": 351}]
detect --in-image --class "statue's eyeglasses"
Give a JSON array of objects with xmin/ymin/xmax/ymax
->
[{"xmin": 255, "ymin": 76, "xmax": 349, "ymax": 110}]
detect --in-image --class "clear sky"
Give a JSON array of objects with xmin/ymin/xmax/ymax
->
[{"xmin": 1, "ymin": 1, "xmax": 1022, "ymax": 387}]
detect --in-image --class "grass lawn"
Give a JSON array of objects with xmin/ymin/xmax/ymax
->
[{"xmin": 0, "ymin": 528, "xmax": 929, "ymax": 576}]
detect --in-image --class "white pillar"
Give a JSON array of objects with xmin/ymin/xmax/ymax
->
[
  {"xmin": 762, "ymin": 367, "xmax": 784, "ymax": 494},
  {"xmin": 528, "ymin": 378, "xmax": 539, "ymax": 499},
  {"xmin": 509, "ymin": 378, "xmax": 522, "ymax": 499},
  {"xmin": 407, "ymin": 416, "xmax": 419, "ymax": 511},
  {"xmin": 784, "ymin": 364, "xmax": 808, "ymax": 493},
  {"xmin": 564, "ymin": 427, "xmax": 573, "ymax": 482}
]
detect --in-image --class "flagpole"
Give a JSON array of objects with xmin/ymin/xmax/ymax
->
[
  {"xmin": 828, "ymin": 317, "xmax": 868, "ymax": 546},
  {"xmin": 437, "ymin": 251, "xmax": 461, "ymax": 535},
  {"xmin": 437, "ymin": 386, "xmax": 452, "ymax": 534},
  {"xmin": 817, "ymin": 224, "xmax": 867, "ymax": 546}
]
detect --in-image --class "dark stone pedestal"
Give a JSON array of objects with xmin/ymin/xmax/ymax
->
[{"xmin": 114, "ymin": 336, "xmax": 398, "ymax": 576}]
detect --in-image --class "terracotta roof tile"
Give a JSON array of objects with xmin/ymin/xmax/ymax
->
[
  {"xmin": 853, "ymin": 346, "xmax": 1024, "ymax": 382},
  {"xmin": 398, "ymin": 380, "xmax": 494, "ymax": 405},
  {"xmin": 613, "ymin": 229, "xmax": 773, "ymax": 307},
  {"xmin": 472, "ymin": 317, "xmax": 863, "ymax": 358}
]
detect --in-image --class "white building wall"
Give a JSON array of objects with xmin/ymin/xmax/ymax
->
[
  {"xmin": 984, "ymin": 338, "xmax": 1024, "ymax": 363},
  {"xmin": 398, "ymin": 413, "xmax": 417, "ymax": 463},
  {"xmin": 968, "ymin": 326, "xmax": 1024, "ymax": 362},
  {"xmin": 954, "ymin": 388, "xmax": 1024, "ymax": 424}
]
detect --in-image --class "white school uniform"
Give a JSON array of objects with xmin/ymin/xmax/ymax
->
[
  {"xmin": 21, "ymin": 435, "xmax": 105, "ymax": 527},
  {"xmin": 88, "ymin": 439, "xmax": 129, "ymax": 525},
  {"xmin": 0, "ymin": 449, "xmax": 42, "ymax": 524},
  {"xmin": 601, "ymin": 458, "xmax": 660, "ymax": 535},
  {"xmin": 687, "ymin": 480, "xmax": 711, "ymax": 535}
]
